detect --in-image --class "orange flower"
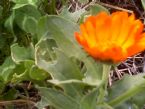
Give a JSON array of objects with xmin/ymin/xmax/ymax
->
[{"xmin": 75, "ymin": 11, "xmax": 145, "ymax": 63}]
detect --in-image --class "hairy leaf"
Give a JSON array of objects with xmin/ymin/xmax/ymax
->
[
  {"xmin": 90, "ymin": 4, "xmax": 109, "ymax": 15},
  {"xmin": 36, "ymin": 15, "xmax": 103, "ymax": 86},
  {"xmin": 108, "ymin": 74, "xmax": 145, "ymax": 109},
  {"xmin": 60, "ymin": 7, "xmax": 86, "ymax": 22},
  {"xmin": 37, "ymin": 87, "xmax": 79, "ymax": 109},
  {"xmin": 11, "ymin": 43, "xmax": 34, "ymax": 63}
]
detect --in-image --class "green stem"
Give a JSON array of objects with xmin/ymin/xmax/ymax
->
[
  {"xmin": 108, "ymin": 84, "xmax": 144, "ymax": 106},
  {"xmin": 62, "ymin": 0, "xmax": 66, "ymax": 6},
  {"xmin": 97, "ymin": 64, "xmax": 111, "ymax": 103},
  {"xmin": 51, "ymin": 0, "xmax": 56, "ymax": 14},
  {"xmin": 102, "ymin": 64, "xmax": 111, "ymax": 82}
]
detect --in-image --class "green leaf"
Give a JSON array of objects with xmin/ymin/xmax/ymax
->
[
  {"xmin": 5, "ymin": 4, "xmax": 40, "ymax": 37},
  {"xmin": 0, "ymin": 34, "xmax": 6, "ymax": 49},
  {"xmin": 36, "ymin": 15, "xmax": 84, "ymax": 72},
  {"xmin": 108, "ymin": 74, "xmax": 145, "ymax": 108},
  {"xmin": 23, "ymin": 16, "xmax": 37, "ymax": 34},
  {"xmin": 80, "ymin": 88, "xmax": 98, "ymax": 109},
  {"xmin": 12, "ymin": 0, "xmax": 38, "ymax": 4},
  {"xmin": 0, "ymin": 57, "xmax": 16, "ymax": 82},
  {"xmin": 131, "ymin": 92, "xmax": 145, "ymax": 109},
  {"xmin": 35, "ymin": 38, "xmax": 57, "ymax": 70},
  {"xmin": 141, "ymin": 0, "xmax": 145, "ymax": 10},
  {"xmin": 11, "ymin": 43, "xmax": 34, "ymax": 63},
  {"xmin": 4, "ymin": 12, "xmax": 15, "ymax": 35},
  {"xmin": 0, "ymin": 57, "xmax": 14, "ymax": 69},
  {"xmin": 48, "ymin": 49, "xmax": 83, "ymax": 81},
  {"xmin": 0, "ymin": 89, "xmax": 18, "ymax": 100},
  {"xmin": 90, "ymin": 4, "xmax": 109, "ymax": 15},
  {"xmin": 83, "ymin": 57, "xmax": 103, "ymax": 85},
  {"xmin": 0, "ymin": 76, "xmax": 6, "ymax": 94},
  {"xmin": 38, "ymin": 48, "xmax": 84, "ymax": 99},
  {"xmin": 15, "ymin": 5, "xmax": 40, "ymax": 19},
  {"xmin": 36, "ymin": 15, "xmax": 103, "ymax": 86},
  {"xmin": 36, "ymin": 15, "xmax": 81, "ymax": 57},
  {"xmin": 37, "ymin": 87, "xmax": 79, "ymax": 109},
  {"xmin": 29, "ymin": 65, "xmax": 48, "ymax": 81},
  {"xmin": 78, "ymin": 0, "xmax": 89, "ymax": 4},
  {"xmin": 13, "ymin": 63, "xmax": 26, "ymax": 75},
  {"xmin": 60, "ymin": 7, "xmax": 86, "ymax": 22},
  {"xmin": 0, "ymin": 6, "xmax": 3, "ymax": 17},
  {"xmin": 1, "ymin": 67, "xmax": 16, "ymax": 82},
  {"xmin": 11, "ymin": 60, "xmax": 34, "ymax": 83},
  {"xmin": 14, "ymin": 5, "xmax": 41, "ymax": 31},
  {"xmin": 36, "ymin": 96, "xmax": 49, "ymax": 109},
  {"xmin": 24, "ymin": 60, "xmax": 34, "ymax": 70}
]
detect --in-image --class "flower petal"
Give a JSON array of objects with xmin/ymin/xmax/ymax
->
[{"xmin": 75, "ymin": 11, "xmax": 145, "ymax": 63}]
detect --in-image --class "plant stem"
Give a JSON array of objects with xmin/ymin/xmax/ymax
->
[
  {"xmin": 108, "ymin": 84, "xmax": 145, "ymax": 106},
  {"xmin": 102, "ymin": 64, "xmax": 111, "ymax": 82},
  {"xmin": 51, "ymin": 0, "xmax": 56, "ymax": 14},
  {"xmin": 97, "ymin": 64, "xmax": 111, "ymax": 103}
]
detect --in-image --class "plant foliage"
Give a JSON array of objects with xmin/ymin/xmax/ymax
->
[{"xmin": 0, "ymin": 0, "xmax": 145, "ymax": 109}]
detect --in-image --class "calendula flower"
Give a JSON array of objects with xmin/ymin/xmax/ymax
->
[{"xmin": 75, "ymin": 11, "xmax": 145, "ymax": 63}]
